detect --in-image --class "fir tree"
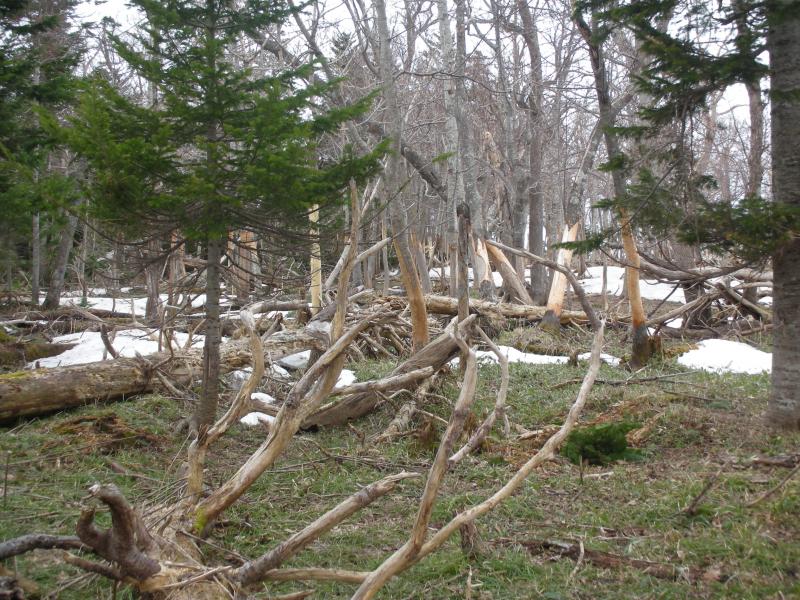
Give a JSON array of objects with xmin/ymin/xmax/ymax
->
[
  {"xmin": 0, "ymin": 0, "xmax": 80, "ymax": 296},
  {"xmin": 62, "ymin": 0, "xmax": 384, "ymax": 430}
]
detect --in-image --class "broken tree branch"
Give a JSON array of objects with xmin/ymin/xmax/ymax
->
[
  {"xmin": 352, "ymin": 323, "xmax": 605, "ymax": 599},
  {"xmin": 235, "ymin": 472, "xmax": 420, "ymax": 586}
]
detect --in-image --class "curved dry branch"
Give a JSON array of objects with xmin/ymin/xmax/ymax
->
[
  {"xmin": 448, "ymin": 325, "xmax": 510, "ymax": 467},
  {"xmin": 235, "ymin": 472, "xmax": 420, "ymax": 586},
  {"xmin": 0, "ymin": 534, "xmax": 84, "ymax": 561},
  {"xmin": 352, "ymin": 323, "xmax": 605, "ymax": 600},
  {"xmin": 351, "ymin": 326, "xmax": 479, "ymax": 598},
  {"xmin": 186, "ymin": 307, "xmax": 266, "ymax": 501}
]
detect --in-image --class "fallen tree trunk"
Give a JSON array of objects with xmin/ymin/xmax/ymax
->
[
  {"xmin": 0, "ymin": 328, "xmax": 326, "ymax": 423},
  {"xmin": 423, "ymin": 294, "xmax": 587, "ymax": 324}
]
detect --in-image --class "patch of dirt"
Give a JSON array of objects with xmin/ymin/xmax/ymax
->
[{"xmin": 45, "ymin": 414, "xmax": 163, "ymax": 455}]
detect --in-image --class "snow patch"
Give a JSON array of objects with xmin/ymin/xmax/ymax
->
[
  {"xmin": 240, "ymin": 412, "xmax": 276, "ymax": 427},
  {"xmin": 451, "ymin": 345, "xmax": 620, "ymax": 367},
  {"xmin": 577, "ymin": 266, "xmax": 686, "ymax": 302},
  {"xmin": 577, "ymin": 352, "xmax": 621, "ymax": 366},
  {"xmin": 337, "ymin": 369, "xmax": 357, "ymax": 387},
  {"xmin": 269, "ymin": 364, "xmax": 291, "ymax": 379},
  {"xmin": 28, "ymin": 329, "xmax": 205, "ymax": 368},
  {"xmin": 277, "ymin": 350, "xmax": 310, "ymax": 370},
  {"xmin": 677, "ymin": 339, "xmax": 771, "ymax": 375},
  {"xmin": 307, "ymin": 320, "xmax": 331, "ymax": 335},
  {"xmin": 251, "ymin": 392, "xmax": 278, "ymax": 408}
]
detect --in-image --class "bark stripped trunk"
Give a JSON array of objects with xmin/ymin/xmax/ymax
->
[
  {"xmin": 309, "ymin": 205, "xmax": 322, "ymax": 315},
  {"xmin": 376, "ymin": 0, "xmax": 428, "ymax": 351},
  {"xmin": 575, "ymin": 10, "xmax": 651, "ymax": 368},
  {"xmin": 540, "ymin": 222, "xmax": 580, "ymax": 333},
  {"xmin": 235, "ymin": 229, "xmax": 257, "ymax": 303},
  {"xmin": 485, "ymin": 242, "xmax": 534, "ymax": 305},
  {"xmin": 767, "ymin": 1, "xmax": 800, "ymax": 430}
]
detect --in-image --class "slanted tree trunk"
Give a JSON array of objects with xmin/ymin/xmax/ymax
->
[
  {"xmin": 42, "ymin": 212, "xmax": 78, "ymax": 310},
  {"xmin": 485, "ymin": 242, "xmax": 533, "ymax": 305},
  {"xmin": 767, "ymin": 1, "xmax": 800, "ymax": 430},
  {"xmin": 541, "ymin": 223, "xmax": 580, "ymax": 333}
]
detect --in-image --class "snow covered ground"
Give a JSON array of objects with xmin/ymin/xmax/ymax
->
[
  {"xmin": 429, "ymin": 264, "xmax": 689, "ymax": 304},
  {"xmin": 451, "ymin": 345, "xmax": 621, "ymax": 368},
  {"xmin": 677, "ymin": 339, "xmax": 771, "ymax": 375},
  {"xmin": 28, "ymin": 329, "xmax": 206, "ymax": 368},
  {"xmin": 577, "ymin": 266, "xmax": 687, "ymax": 303},
  {"xmin": 54, "ymin": 292, "xmax": 231, "ymax": 316}
]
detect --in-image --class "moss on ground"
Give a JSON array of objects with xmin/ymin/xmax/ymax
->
[{"xmin": 1, "ymin": 342, "xmax": 798, "ymax": 599}]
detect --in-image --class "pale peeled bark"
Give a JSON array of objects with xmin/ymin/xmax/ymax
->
[
  {"xmin": 234, "ymin": 230, "xmax": 257, "ymax": 303},
  {"xmin": 541, "ymin": 222, "xmax": 580, "ymax": 332},
  {"xmin": 484, "ymin": 242, "xmax": 534, "ymax": 305}
]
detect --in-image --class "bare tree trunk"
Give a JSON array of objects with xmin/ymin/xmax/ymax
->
[
  {"xmin": 517, "ymin": 0, "xmax": 548, "ymax": 304},
  {"xmin": 42, "ymin": 212, "xmax": 78, "ymax": 310},
  {"xmin": 375, "ymin": 0, "xmax": 428, "ymax": 350},
  {"xmin": 144, "ymin": 238, "xmax": 161, "ymax": 324},
  {"xmin": 576, "ymin": 10, "xmax": 651, "ymax": 368},
  {"xmin": 767, "ymin": 1, "xmax": 800, "ymax": 430},
  {"xmin": 194, "ymin": 235, "xmax": 223, "ymax": 431},
  {"xmin": 31, "ymin": 213, "xmax": 40, "ymax": 305},
  {"xmin": 412, "ymin": 232, "xmax": 432, "ymax": 293},
  {"xmin": 437, "ymin": 0, "xmax": 463, "ymax": 300}
]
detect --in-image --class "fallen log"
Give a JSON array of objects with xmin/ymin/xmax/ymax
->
[
  {"xmin": 423, "ymin": 294, "xmax": 587, "ymax": 324},
  {"xmin": 0, "ymin": 327, "xmax": 327, "ymax": 423}
]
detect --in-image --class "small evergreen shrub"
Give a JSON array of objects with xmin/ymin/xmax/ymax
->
[{"xmin": 561, "ymin": 421, "xmax": 643, "ymax": 466}]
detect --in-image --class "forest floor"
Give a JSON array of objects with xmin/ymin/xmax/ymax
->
[{"xmin": 1, "ymin": 321, "xmax": 798, "ymax": 599}]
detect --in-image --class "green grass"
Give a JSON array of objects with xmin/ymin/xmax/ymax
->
[{"xmin": 1, "ymin": 332, "xmax": 798, "ymax": 599}]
